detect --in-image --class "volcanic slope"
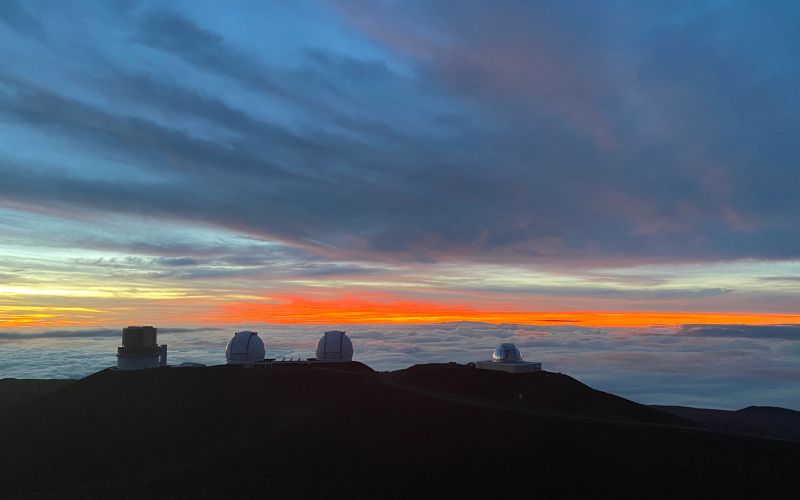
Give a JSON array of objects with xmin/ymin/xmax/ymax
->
[
  {"xmin": 0, "ymin": 378, "xmax": 73, "ymax": 414},
  {"xmin": 1, "ymin": 363, "xmax": 799, "ymax": 499},
  {"xmin": 653, "ymin": 404, "xmax": 800, "ymax": 442}
]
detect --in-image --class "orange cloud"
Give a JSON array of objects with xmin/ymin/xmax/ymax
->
[
  {"xmin": 4, "ymin": 292, "xmax": 799, "ymax": 329},
  {"xmin": 0, "ymin": 306, "xmax": 104, "ymax": 328},
  {"xmin": 210, "ymin": 293, "xmax": 800, "ymax": 327}
]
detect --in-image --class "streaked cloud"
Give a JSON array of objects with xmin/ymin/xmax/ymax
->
[{"xmin": 1, "ymin": 0, "xmax": 799, "ymax": 266}]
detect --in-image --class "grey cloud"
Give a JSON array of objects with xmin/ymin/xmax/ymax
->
[
  {"xmin": 70, "ymin": 240, "xmax": 308, "ymax": 263},
  {"xmin": 0, "ymin": 326, "xmax": 223, "ymax": 340},
  {"xmin": 157, "ymin": 257, "xmax": 198, "ymax": 267},
  {"xmin": 759, "ymin": 276, "xmax": 800, "ymax": 282},
  {"xmin": 0, "ymin": 329, "xmax": 119, "ymax": 340},
  {"xmin": 470, "ymin": 285, "xmax": 733, "ymax": 300},
  {"xmin": 679, "ymin": 324, "xmax": 800, "ymax": 340},
  {"xmin": 63, "ymin": 239, "xmax": 387, "ymax": 283},
  {"xmin": 0, "ymin": 272, "xmax": 18, "ymax": 282},
  {"xmin": 291, "ymin": 265, "xmax": 383, "ymax": 277},
  {"xmin": 159, "ymin": 327, "xmax": 226, "ymax": 333}
]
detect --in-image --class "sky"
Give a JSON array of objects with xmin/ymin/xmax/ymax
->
[
  {"xmin": 1, "ymin": 1, "xmax": 800, "ymax": 404},
  {"xmin": 2, "ymin": 0, "xmax": 800, "ymax": 328}
]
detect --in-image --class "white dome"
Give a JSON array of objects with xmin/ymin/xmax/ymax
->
[
  {"xmin": 225, "ymin": 331, "xmax": 266, "ymax": 364},
  {"xmin": 315, "ymin": 330, "xmax": 353, "ymax": 361},
  {"xmin": 492, "ymin": 343, "xmax": 523, "ymax": 363}
]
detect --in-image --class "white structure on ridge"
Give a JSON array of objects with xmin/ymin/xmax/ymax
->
[
  {"xmin": 225, "ymin": 331, "xmax": 266, "ymax": 364},
  {"xmin": 117, "ymin": 326, "xmax": 168, "ymax": 370},
  {"xmin": 475, "ymin": 343, "xmax": 541, "ymax": 373},
  {"xmin": 315, "ymin": 330, "xmax": 353, "ymax": 361}
]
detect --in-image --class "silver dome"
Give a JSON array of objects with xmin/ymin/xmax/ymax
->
[
  {"xmin": 492, "ymin": 343, "xmax": 523, "ymax": 363},
  {"xmin": 225, "ymin": 331, "xmax": 266, "ymax": 364},
  {"xmin": 315, "ymin": 330, "xmax": 354, "ymax": 361}
]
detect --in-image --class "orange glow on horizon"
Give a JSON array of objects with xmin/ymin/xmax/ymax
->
[
  {"xmin": 0, "ymin": 306, "xmax": 104, "ymax": 328},
  {"xmin": 209, "ymin": 294, "xmax": 800, "ymax": 328},
  {"xmin": 4, "ymin": 293, "xmax": 800, "ymax": 329}
]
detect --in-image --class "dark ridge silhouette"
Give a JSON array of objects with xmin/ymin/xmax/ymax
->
[
  {"xmin": 653, "ymin": 404, "xmax": 800, "ymax": 442},
  {"xmin": 1, "ymin": 363, "xmax": 799, "ymax": 499},
  {"xmin": 387, "ymin": 363, "xmax": 686, "ymax": 424},
  {"xmin": 0, "ymin": 378, "xmax": 74, "ymax": 414}
]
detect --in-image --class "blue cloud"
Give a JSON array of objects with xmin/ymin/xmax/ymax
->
[{"xmin": 1, "ymin": 0, "xmax": 799, "ymax": 268}]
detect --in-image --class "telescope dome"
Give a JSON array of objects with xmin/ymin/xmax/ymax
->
[
  {"xmin": 225, "ymin": 331, "xmax": 265, "ymax": 364},
  {"xmin": 492, "ymin": 343, "xmax": 523, "ymax": 363},
  {"xmin": 315, "ymin": 330, "xmax": 353, "ymax": 361}
]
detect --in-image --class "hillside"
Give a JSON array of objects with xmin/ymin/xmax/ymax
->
[
  {"xmin": 653, "ymin": 404, "xmax": 800, "ymax": 442},
  {"xmin": 387, "ymin": 363, "xmax": 686, "ymax": 424},
  {"xmin": 1, "ymin": 363, "xmax": 799, "ymax": 499},
  {"xmin": 0, "ymin": 378, "xmax": 74, "ymax": 415}
]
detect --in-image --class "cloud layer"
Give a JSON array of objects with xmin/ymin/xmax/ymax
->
[{"xmin": 3, "ymin": 323, "xmax": 799, "ymax": 410}]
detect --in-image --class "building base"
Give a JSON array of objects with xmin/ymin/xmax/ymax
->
[
  {"xmin": 475, "ymin": 360, "xmax": 542, "ymax": 373},
  {"xmin": 117, "ymin": 355, "xmax": 161, "ymax": 370}
]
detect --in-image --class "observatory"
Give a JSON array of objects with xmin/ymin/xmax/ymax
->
[
  {"xmin": 475, "ymin": 343, "xmax": 541, "ymax": 373},
  {"xmin": 315, "ymin": 330, "xmax": 354, "ymax": 362},
  {"xmin": 225, "ymin": 331, "xmax": 266, "ymax": 364},
  {"xmin": 117, "ymin": 326, "xmax": 167, "ymax": 370}
]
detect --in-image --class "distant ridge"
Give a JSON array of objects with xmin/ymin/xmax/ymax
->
[{"xmin": 653, "ymin": 404, "xmax": 800, "ymax": 442}]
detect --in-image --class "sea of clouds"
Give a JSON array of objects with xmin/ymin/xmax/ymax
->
[{"xmin": 1, "ymin": 323, "xmax": 799, "ymax": 411}]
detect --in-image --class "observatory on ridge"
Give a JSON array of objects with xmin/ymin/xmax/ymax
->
[
  {"xmin": 225, "ymin": 331, "xmax": 266, "ymax": 364},
  {"xmin": 117, "ymin": 326, "xmax": 167, "ymax": 370},
  {"xmin": 475, "ymin": 343, "xmax": 541, "ymax": 373},
  {"xmin": 315, "ymin": 330, "xmax": 353, "ymax": 361}
]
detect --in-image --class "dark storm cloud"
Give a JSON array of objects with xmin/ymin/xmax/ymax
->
[{"xmin": 1, "ymin": 1, "xmax": 800, "ymax": 267}]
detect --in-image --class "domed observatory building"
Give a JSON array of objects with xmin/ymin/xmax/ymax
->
[
  {"xmin": 225, "ymin": 331, "xmax": 266, "ymax": 365},
  {"xmin": 117, "ymin": 326, "xmax": 168, "ymax": 370},
  {"xmin": 315, "ymin": 330, "xmax": 354, "ymax": 362},
  {"xmin": 475, "ymin": 343, "xmax": 541, "ymax": 373}
]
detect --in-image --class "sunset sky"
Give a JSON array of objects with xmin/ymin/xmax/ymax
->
[{"xmin": 2, "ymin": 0, "xmax": 800, "ymax": 330}]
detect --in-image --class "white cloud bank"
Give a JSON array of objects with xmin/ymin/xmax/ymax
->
[{"xmin": 2, "ymin": 322, "xmax": 799, "ymax": 410}]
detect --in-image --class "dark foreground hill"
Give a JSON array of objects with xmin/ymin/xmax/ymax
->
[
  {"xmin": 387, "ymin": 363, "xmax": 686, "ymax": 424},
  {"xmin": 1, "ymin": 363, "xmax": 799, "ymax": 499},
  {"xmin": 0, "ymin": 378, "xmax": 73, "ymax": 415}
]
